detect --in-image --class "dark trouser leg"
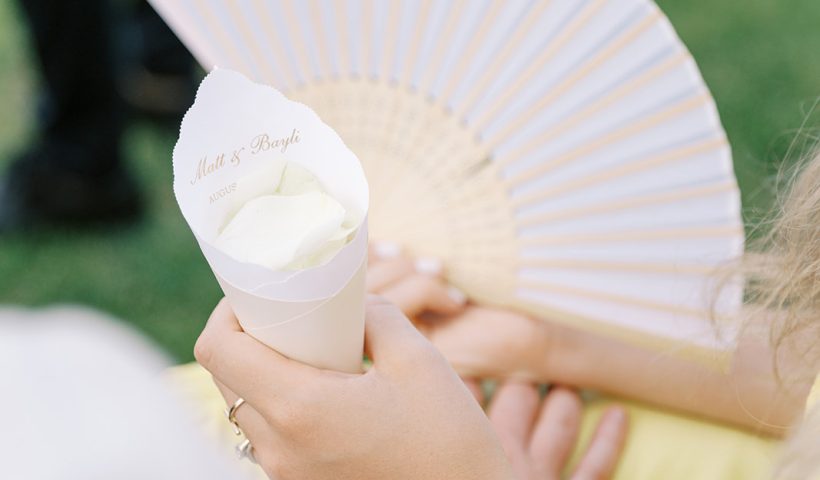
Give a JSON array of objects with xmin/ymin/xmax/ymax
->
[
  {"xmin": 17, "ymin": 0, "xmax": 122, "ymax": 175},
  {"xmin": 0, "ymin": 0, "xmax": 141, "ymax": 229}
]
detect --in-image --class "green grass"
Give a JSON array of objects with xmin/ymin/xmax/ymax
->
[{"xmin": 1, "ymin": 1, "xmax": 819, "ymax": 362}]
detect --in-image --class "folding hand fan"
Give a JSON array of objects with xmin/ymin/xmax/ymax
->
[{"xmin": 151, "ymin": 0, "xmax": 744, "ymax": 357}]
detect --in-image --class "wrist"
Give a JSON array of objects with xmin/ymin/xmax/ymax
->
[{"xmin": 533, "ymin": 319, "xmax": 600, "ymax": 388}]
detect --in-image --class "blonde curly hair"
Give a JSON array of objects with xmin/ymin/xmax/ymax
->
[{"xmin": 740, "ymin": 147, "xmax": 820, "ymax": 479}]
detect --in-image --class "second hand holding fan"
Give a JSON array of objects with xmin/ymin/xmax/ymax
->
[{"xmin": 152, "ymin": 0, "xmax": 744, "ymax": 359}]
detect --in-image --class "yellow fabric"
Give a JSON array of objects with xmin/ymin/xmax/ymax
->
[
  {"xmin": 807, "ymin": 374, "xmax": 820, "ymax": 412},
  {"xmin": 167, "ymin": 362, "xmax": 778, "ymax": 480},
  {"xmin": 570, "ymin": 397, "xmax": 776, "ymax": 479},
  {"xmin": 168, "ymin": 363, "xmax": 268, "ymax": 480}
]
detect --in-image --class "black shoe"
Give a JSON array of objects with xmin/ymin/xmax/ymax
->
[{"xmin": 0, "ymin": 147, "xmax": 143, "ymax": 233}]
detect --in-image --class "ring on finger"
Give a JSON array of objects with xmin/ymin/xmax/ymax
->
[
  {"xmin": 224, "ymin": 397, "xmax": 246, "ymax": 435},
  {"xmin": 235, "ymin": 438, "xmax": 257, "ymax": 464}
]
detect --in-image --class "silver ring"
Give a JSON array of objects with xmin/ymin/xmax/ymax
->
[
  {"xmin": 235, "ymin": 438, "xmax": 257, "ymax": 464},
  {"xmin": 224, "ymin": 397, "xmax": 246, "ymax": 436}
]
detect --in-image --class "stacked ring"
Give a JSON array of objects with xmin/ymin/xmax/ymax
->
[
  {"xmin": 224, "ymin": 397, "xmax": 246, "ymax": 436},
  {"xmin": 235, "ymin": 438, "xmax": 257, "ymax": 464}
]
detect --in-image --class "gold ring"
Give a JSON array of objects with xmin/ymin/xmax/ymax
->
[{"xmin": 224, "ymin": 397, "xmax": 246, "ymax": 435}]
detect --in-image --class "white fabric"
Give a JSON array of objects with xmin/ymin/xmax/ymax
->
[{"xmin": 0, "ymin": 306, "xmax": 248, "ymax": 480}]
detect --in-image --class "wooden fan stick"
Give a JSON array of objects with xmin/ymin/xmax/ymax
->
[
  {"xmin": 517, "ymin": 278, "xmax": 713, "ymax": 319},
  {"xmin": 380, "ymin": 108, "xmax": 489, "ymax": 214},
  {"xmin": 382, "ymin": 2, "xmax": 484, "ymax": 172},
  {"xmin": 371, "ymin": 138, "xmax": 495, "ymax": 234},
  {"xmin": 455, "ymin": 0, "xmax": 553, "ymax": 116},
  {"xmin": 196, "ymin": 2, "xmax": 252, "ymax": 74},
  {"xmin": 482, "ymin": 10, "xmax": 663, "ymax": 148},
  {"xmin": 200, "ymin": 1, "xmax": 268, "ymax": 83},
  {"xmin": 293, "ymin": 4, "xmax": 339, "ymax": 144},
  {"xmin": 424, "ymin": 50, "xmax": 691, "ymax": 188},
  {"xmin": 511, "ymin": 135, "xmax": 728, "ymax": 207},
  {"xmin": 519, "ymin": 224, "xmax": 744, "ymax": 247},
  {"xmin": 417, "ymin": 0, "xmax": 467, "ymax": 95},
  {"xmin": 401, "ymin": 0, "xmax": 434, "ymax": 85},
  {"xmin": 379, "ymin": 0, "xmax": 436, "ymax": 172},
  {"xmin": 334, "ymin": 2, "xmax": 401, "ymax": 206},
  {"xmin": 504, "ymin": 92, "xmax": 712, "ymax": 193},
  {"xmin": 466, "ymin": 0, "xmax": 608, "ymax": 129},
  {"xmin": 495, "ymin": 51, "xmax": 690, "ymax": 169},
  {"xmin": 353, "ymin": 1, "xmax": 378, "ymax": 166},
  {"xmin": 398, "ymin": 1, "xmax": 550, "ymax": 177},
  {"xmin": 378, "ymin": 205, "xmax": 517, "ymax": 253},
  {"xmin": 372, "ymin": 161, "xmax": 515, "ymax": 241},
  {"xmin": 396, "ymin": 0, "xmax": 465, "ymax": 188},
  {"xmin": 307, "ymin": 0, "xmax": 333, "ymax": 76},
  {"xmin": 358, "ymin": 89, "xmax": 481, "ymax": 213},
  {"xmin": 438, "ymin": 0, "xmax": 507, "ymax": 102},
  {"xmin": 403, "ymin": 0, "xmax": 613, "ymax": 186},
  {"xmin": 516, "ymin": 181, "xmax": 737, "ymax": 228},
  {"xmin": 371, "ymin": 0, "xmax": 403, "ymax": 184},
  {"xmin": 276, "ymin": 1, "xmax": 315, "ymax": 82},
  {"xmin": 360, "ymin": 0, "xmax": 374, "ymax": 79},
  {"xmin": 244, "ymin": 0, "xmax": 298, "ymax": 88},
  {"xmin": 332, "ymin": 1, "xmax": 351, "ymax": 76},
  {"xmin": 363, "ymin": 21, "xmax": 442, "ymax": 208},
  {"xmin": 516, "ymin": 258, "xmax": 719, "ymax": 276},
  {"xmin": 380, "ymin": 1, "xmax": 402, "ymax": 80},
  {"xmin": 149, "ymin": 2, "xmax": 216, "ymax": 70}
]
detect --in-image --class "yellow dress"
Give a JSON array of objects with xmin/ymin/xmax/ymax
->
[
  {"xmin": 808, "ymin": 375, "xmax": 820, "ymax": 412},
  {"xmin": 167, "ymin": 362, "xmax": 782, "ymax": 480}
]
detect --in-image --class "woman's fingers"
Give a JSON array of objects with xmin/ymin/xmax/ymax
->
[
  {"xmin": 363, "ymin": 295, "xmax": 434, "ymax": 368},
  {"xmin": 212, "ymin": 377, "xmax": 279, "ymax": 466},
  {"xmin": 381, "ymin": 275, "xmax": 466, "ymax": 318},
  {"xmin": 195, "ymin": 298, "xmax": 322, "ymax": 407},
  {"xmin": 488, "ymin": 381, "xmax": 541, "ymax": 479},
  {"xmin": 366, "ymin": 256, "xmax": 416, "ymax": 292},
  {"xmin": 366, "ymin": 246, "xmax": 466, "ymax": 318},
  {"xmin": 368, "ymin": 241, "xmax": 402, "ymax": 264},
  {"xmin": 529, "ymin": 387, "xmax": 583, "ymax": 477},
  {"xmin": 571, "ymin": 407, "xmax": 628, "ymax": 480},
  {"xmin": 367, "ymin": 242, "xmax": 443, "ymax": 293}
]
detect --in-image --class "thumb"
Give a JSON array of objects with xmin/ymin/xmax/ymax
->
[{"xmin": 363, "ymin": 295, "xmax": 432, "ymax": 366}]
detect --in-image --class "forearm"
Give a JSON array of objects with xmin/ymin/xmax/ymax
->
[{"xmin": 539, "ymin": 321, "xmax": 812, "ymax": 436}]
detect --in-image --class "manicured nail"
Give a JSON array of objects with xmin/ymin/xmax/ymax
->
[
  {"xmin": 447, "ymin": 286, "xmax": 467, "ymax": 305},
  {"xmin": 373, "ymin": 241, "xmax": 401, "ymax": 258},
  {"xmin": 414, "ymin": 257, "xmax": 443, "ymax": 276},
  {"xmin": 605, "ymin": 408, "xmax": 627, "ymax": 425}
]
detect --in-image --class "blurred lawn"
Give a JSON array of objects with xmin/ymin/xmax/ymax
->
[{"xmin": 1, "ymin": 1, "xmax": 819, "ymax": 362}]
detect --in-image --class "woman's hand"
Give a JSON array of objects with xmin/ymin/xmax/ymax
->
[
  {"xmin": 476, "ymin": 381, "xmax": 628, "ymax": 480},
  {"xmin": 195, "ymin": 297, "xmax": 514, "ymax": 480},
  {"xmin": 366, "ymin": 247, "xmax": 803, "ymax": 434},
  {"xmin": 367, "ymin": 245, "xmax": 553, "ymax": 381},
  {"xmin": 366, "ymin": 244, "xmax": 467, "ymax": 318}
]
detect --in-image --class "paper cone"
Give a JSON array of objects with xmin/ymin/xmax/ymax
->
[{"xmin": 173, "ymin": 69, "xmax": 370, "ymax": 373}]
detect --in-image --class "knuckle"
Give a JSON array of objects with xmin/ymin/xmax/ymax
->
[
  {"xmin": 405, "ymin": 340, "xmax": 447, "ymax": 369},
  {"xmin": 193, "ymin": 332, "xmax": 215, "ymax": 368},
  {"xmin": 366, "ymin": 294, "xmax": 395, "ymax": 309},
  {"xmin": 412, "ymin": 275, "xmax": 441, "ymax": 295}
]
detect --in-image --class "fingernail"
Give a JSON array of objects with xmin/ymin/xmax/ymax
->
[
  {"xmin": 606, "ymin": 408, "xmax": 627, "ymax": 424},
  {"xmin": 373, "ymin": 241, "xmax": 401, "ymax": 258},
  {"xmin": 447, "ymin": 286, "xmax": 467, "ymax": 305},
  {"xmin": 414, "ymin": 257, "xmax": 443, "ymax": 276}
]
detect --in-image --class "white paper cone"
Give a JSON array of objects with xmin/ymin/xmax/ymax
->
[{"xmin": 173, "ymin": 69, "xmax": 370, "ymax": 373}]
